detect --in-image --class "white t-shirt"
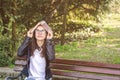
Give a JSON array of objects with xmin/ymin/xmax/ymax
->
[{"xmin": 28, "ymin": 49, "xmax": 46, "ymax": 80}]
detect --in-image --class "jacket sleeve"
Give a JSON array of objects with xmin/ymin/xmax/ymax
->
[
  {"xmin": 46, "ymin": 39, "xmax": 55, "ymax": 61},
  {"xmin": 17, "ymin": 36, "xmax": 31, "ymax": 57}
]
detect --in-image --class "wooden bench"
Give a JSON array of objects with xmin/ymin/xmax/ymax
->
[
  {"xmin": 12, "ymin": 58, "xmax": 120, "ymax": 80},
  {"xmin": 50, "ymin": 59, "xmax": 120, "ymax": 80}
]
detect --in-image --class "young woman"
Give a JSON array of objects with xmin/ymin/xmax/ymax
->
[{"xmin": 17, "ymin": 21, "xmax": 55, "ymax": 80}]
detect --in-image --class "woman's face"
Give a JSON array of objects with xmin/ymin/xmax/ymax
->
[{"xmin": 35, "ymin": 26, "xmax": 47, "ymax": 41}]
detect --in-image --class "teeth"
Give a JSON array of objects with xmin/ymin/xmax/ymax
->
[{"xmin": 40, "ymin": 20, "xmax": 46, "ymax": 25}]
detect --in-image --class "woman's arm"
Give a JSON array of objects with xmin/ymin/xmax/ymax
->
[
  {"xmin": 46, "ymin": 39, "xmax": 55, "ymax": 61},
  {"xmin": 17, "ymin": 24, "xmax": 38, "ymax": 57},
  {"xmin": 17, "ymin": 36, "xmax": 31, "ymax": 57}
]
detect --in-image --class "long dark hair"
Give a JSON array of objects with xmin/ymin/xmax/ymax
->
[{"xmin": 30, "ymin": 28, "xmax": 48, "ymax": 57}]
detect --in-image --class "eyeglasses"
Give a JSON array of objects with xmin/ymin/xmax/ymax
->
[{"xmin": 35, "ymin": 29, "xmax": 46, "ymax": 33}]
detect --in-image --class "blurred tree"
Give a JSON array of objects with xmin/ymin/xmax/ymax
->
[
  {"xmin": 108, "ymin": 0, "xmax": 120, "ymax": 13},
  {"xmin": 0, "ymin": 0, "xmax": 113, "ymax": 57},
  {"xmin": 0, "ymin": 0, "xmax": 9, "ymax": 35}
]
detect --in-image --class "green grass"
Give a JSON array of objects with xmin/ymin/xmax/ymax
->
[
  {"xmin": 55, "ymin": 39, "xmax": 120, "ymax": 64},
  {"xmin": 55, "ymin": 13, "xmax": 120, "ymax": 64}
]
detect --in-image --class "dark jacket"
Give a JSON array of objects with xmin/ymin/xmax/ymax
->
[{"xmin": 17, "ymin": 36, "xmax": 55, "ymax": 80}]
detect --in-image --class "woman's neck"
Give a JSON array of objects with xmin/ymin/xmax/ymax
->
[{"xmin": 37, "ymin": 40, "xmax": 44, "ymax": 47}]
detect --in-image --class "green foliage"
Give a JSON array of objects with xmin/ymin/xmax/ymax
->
[
  {"xmin": 53, "ymin": 20, "xmax": 102, "ymax": 44},
  {"xmin": 66, "ymin": 20, "xmax": 101, "ymax": 33},
  {"xmin": 109, "ymin": 0, "xmax": 120, "ymax": 13},
  {"xmin": 0, "ymin": 51, "xmax": 14, "ymax": 67},
  {"xmin": 1, "ymin": 0, "xmax": 112, "ymax": 45},
  {"xmin": 0, "ymin": 34, "xmax": 14, "ymax": 66},
  {"xmin": 0, "ymin": 36, "xmax": 12, "ymax": 66},
  {"xmin": 0, "ymin": 53, "xmax": 9, "ymax": 67},
  {"xmin": 0, "ymin": 35, "xmax": 12, "ymax": 54}
]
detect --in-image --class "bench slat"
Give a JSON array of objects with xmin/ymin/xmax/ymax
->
[
  {"xmin": 15, "ymin": 60, "xmax": 27, "ymax": 65},
  {"xmin": 51, "ymin": 64, "xmax": 120, "ymax": 76},
  {"xmin": 14, "ymin": 66, "xmax": 23, "ymax": 71},
  {"xmin": 16, "ymin": 55, "xmax": 27, "ymax": 60},
  {"xmin": 51, "ymin": 59, "xmax": 120, "ymax": 69},
  {"xmin": 52, "ymin": 70, "xmax": 120, "ymax": 80}
]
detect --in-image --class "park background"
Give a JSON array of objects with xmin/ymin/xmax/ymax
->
[{"xmin": 0, "ymin": 0, "xmax": 120, "ymax": 67}]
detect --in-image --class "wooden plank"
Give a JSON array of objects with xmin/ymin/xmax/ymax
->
[
  {"xmin": 15, "ymin": 60, "xmax": 27, "ymax": 65},
  {"xmin": 51, "ymin": 59, "xmax": 120, "ymax": 69},
  {"xmin": 52, "ymin": 70, "xmax": 120, "ymax": 80},
  {"xmin": 16, "ymin": 55, "xmax": 27, "ymax": 60},
  {"xmin": 14, "ymin": 66, "xmax": 23, "ymax": 71},
  {"xmin": 50, "ymin": 64, "xmax": 120, "ymax": 76}
]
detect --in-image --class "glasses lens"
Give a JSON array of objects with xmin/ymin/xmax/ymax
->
[{"xmin": 35, "ymin": 29, "xmax": 46, "ymax": 33}]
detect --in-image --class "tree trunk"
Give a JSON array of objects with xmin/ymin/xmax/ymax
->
[
  {"xmin": 0, "ymin": 0, "xmax": 9, "ymax": 35},
  {"xmin": 61, "ymin": 0, "xmax": 68, "ymax": 45},
  {"xmin": 11, "ymin": 0, "xmax": 17, "ymax": 56}
]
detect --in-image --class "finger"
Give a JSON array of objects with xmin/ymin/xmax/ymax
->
[
  {"xmin": 29, "ymin": 28, "xmax": 34, "ymax": 34},
  {"xmin": 33, "ymin": 22, "xmax": 41, "ymax": 30},
  {"xmin": 29, "ymin": 23, "xmax": 40, "ymax": 34},
  {"xmin": 47, "ymin": 32, "xmax": 53, "ymax": 39}
]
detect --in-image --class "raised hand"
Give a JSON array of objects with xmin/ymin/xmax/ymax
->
[
  {"xmin": 27, "ymin": 22, "xmax": 41, "ymax": 38},
  {"xmin": 47, "ymin": 30, "xmax": 53, "ymax": 39}
]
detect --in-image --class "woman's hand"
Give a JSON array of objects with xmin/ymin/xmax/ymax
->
[
  {"xmin": 27, "ymin": 22, "xmax": 41, "ymax": 38},
  {"xmin": 47, "ymin": 30, "xmax": 53, "ymax": 39},
  {"xmin": 27, "ymin": 28, "xmax": 34, "ymax": 38}
]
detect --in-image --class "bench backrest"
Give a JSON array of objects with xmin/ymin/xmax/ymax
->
[
  {"xmin": 14, "ymin": 58, "xmax": 120, "ymax": 80},
  {"xmin": 14, "ymin": 56, "xmax": 27, "ymax": 71},
  {"xmin": 50, "ymin": 59, "xmax": 120, "ymax": 80}
]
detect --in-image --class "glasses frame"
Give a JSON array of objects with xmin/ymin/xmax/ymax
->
[{"xmin": 35, "ymin": 29, "xmax": 46, "ymax": 33}]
